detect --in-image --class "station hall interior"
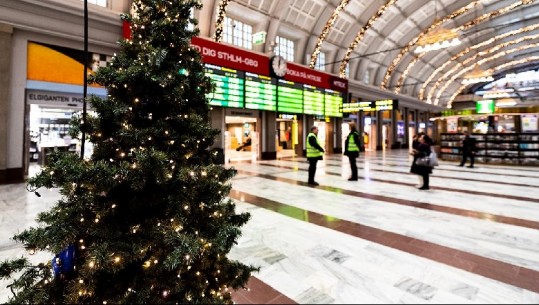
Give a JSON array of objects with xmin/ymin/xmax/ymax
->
[{"xmin": 1, "ymin": 0, "xmax": 539, "ymax": 304}]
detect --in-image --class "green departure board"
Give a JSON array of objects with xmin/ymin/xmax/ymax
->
[
  {"xmin": 324, "ymin": 89, "xmax": 343, "ymax": 117},
  {"xmin": 204, "ymin": 64, "xmax": 245, "ymax": 108},
  {"xmin": 277, "ymin": 79, "xmax": 303, "ymax": 114},
  {"xmin": 245, "ymin": 72, "xmax": 277, "ymax": 111},
  {"xmin": 303, "ymin": 84, "xmax": 324, "ymax": 116}
]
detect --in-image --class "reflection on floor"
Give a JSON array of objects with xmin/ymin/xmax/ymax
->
[{"xmin": 2, "ymin": 150, "xmax": 539, "ymax": 304}]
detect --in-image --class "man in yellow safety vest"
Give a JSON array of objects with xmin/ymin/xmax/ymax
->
[{"xmin": 306, "ymin": 126, "xmax": 325, "ymax": 185}]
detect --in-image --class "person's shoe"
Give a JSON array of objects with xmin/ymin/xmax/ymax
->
[
  {"xmin": 467, "ymin": 165, "xmax": 474, "ymax": 168},
  {"xmin": 307, "ymin": 181, "xmax": 319, "ymax": 186},
  {"xmin": 348, "ymin": 177, "xmax": 358, "ymax": 181},
  {"xmin": 418, "ymin": 186, "xmax": 429, "ymax": 190}
]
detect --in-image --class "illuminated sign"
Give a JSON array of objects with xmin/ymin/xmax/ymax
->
[
  {"xmin": 252, "ymin": 31, "xmax": 267, "ymax": 45},
  {"xmin": 277, "ymin": 79, "xmax": 303, "ymax": 114},
  {"xmin": 374, "ymin": 99, "xmax": 398, "ymax": 110},
  {"xmin": 303, "ymin": 84, "xmax": 324, "ymax": 116},
  {"xmin": 341, "ymin": 101, "xmax": 375, "ymax": 112},
  {"xmin": 244, "ymin": 72, "xmax": 277, "ymax": 111},
  {"xmin": 204, "ymin": 64, "xmax": 245, "ymax": 108},
  {"xmin": 324, "ymin": 89, "xmax": 343, "ymax": 117},
  {"xmin": 476, "ymin": 99, "xmax": 495, "ymax": 114}
]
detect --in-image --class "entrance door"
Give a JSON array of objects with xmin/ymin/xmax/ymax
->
[{"xmin": 225, "ymin": 116, "xmax": 258, "ymax": 163}]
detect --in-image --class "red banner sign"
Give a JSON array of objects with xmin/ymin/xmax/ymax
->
[{"xmin": 191, "ymin": 37, "xmax": 269, "ymax": 75}]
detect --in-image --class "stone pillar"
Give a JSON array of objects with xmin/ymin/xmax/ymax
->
[
  {"xmin": 403, "ymin": 108, "xmax": 409, "ymax": 149},
  {"xmin": 376, "ymin": 111, "xmax": 383, "ymax": 150},
  {"xmin": 0, "ymin": 24, "xmax": 13, "ymax": 184},
  {"xmin": 210, "ymin": 107, "xmax": 226, "ymax": 164},
  {"xmin": 261, "ymin": 111, "xmax": 277, "ymax": 160},
  {"xmin": 391, "ymin": 109, "xmax": 398, "ymax": 149},
  {"xmin": 358, "ymin": 112, "xmax": 364, "ymax": 151},
  {"xmin": 333, "ymin": 117, "xmax": 342, "ymax": 154}
]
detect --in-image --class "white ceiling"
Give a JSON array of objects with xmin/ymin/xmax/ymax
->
[{"xmin": 221, "ymin": 0, "xmax": 539, "ymax": 108}]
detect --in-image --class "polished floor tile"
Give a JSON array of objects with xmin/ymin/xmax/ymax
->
[{"xmin": 1, "ymin": 150, "xmax": 539, "ymax": 304}]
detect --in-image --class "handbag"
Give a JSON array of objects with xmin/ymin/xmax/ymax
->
[
  {"xmin": 416, "ymin": 156, "xmax": 431, "ymax": 167},
  {"xmin": 429, "ymin": 151, "xmax": 439, "ymax": 167},
  {"xmin": 416, "ymin": 151, "xmax": 438, "ymax": 167}
]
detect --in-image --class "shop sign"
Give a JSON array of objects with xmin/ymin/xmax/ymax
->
[
  {"xmin": 26, "ymin": 91, "xmax": 84, "ymax": 107},
  {"xmin": 191, "ymin": 36, "xmax": 269, "ymax": 76},
  {"xmin": 225, "ymin": 108, "xmax": 258, "ymax": 117}
]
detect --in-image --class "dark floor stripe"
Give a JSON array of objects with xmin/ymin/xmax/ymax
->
[
  {"xmin": 235, "ymin": 169, "xmax": 539, "ymax": 230},
  {"xmin": 231, "ymin": 276, "xmax": 296, "ymax": 304},
  {"xmin": 255, "ymin": 162, "xmax": 539, "ymax": 203},
  {"xmin": 229, "ymin": 189, "xmax": 539, "ymax": 294}
]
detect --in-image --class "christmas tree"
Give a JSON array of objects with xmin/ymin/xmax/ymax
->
[{"xmin": 0, "ymin": 0, "xmax": 256, "ymax": 303}]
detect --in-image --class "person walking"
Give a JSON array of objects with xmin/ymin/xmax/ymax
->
[
  {"xmin": 409, "ymin": 132, "xmax": 424, "ymax": 187},
  {"xmin": 458, "ymin": 131, "xmax": 476, "ymax": 168},
  {"xmin": 344, "ymin": 122, "xmax": 360, "ymax": 181},
  {"xmin": 306, "ymin": 126, "xmax": 325, "ymax": 185},
  {"xmin": 411, "ymin": 134, "xmax": 433, "ymax": 190}
]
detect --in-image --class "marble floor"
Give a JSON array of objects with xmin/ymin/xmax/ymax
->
[{"xmin": 1, "ymin": 150, "xmax": 539, "ymax": 304}]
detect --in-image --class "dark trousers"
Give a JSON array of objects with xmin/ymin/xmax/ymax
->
[
  {"xmin": 422, "ymin": 174, "xmax": 429, "ymax": 188},
  {"xmin": 348, "ymin": 155, "xmax": 358, "ymax": 179},
  {"xmin": 460, "ymin": 151, "xmax": 475, "ymax": 166},
  {"xmin": 308, "ymin": 158, "xmax": 319, "ymax": 183}
]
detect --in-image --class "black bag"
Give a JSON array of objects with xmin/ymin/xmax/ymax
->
[{"xmin": 416, "ymin": 156, "xmax": 431, "ymax": 167}]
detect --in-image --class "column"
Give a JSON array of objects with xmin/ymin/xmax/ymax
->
[
  {"xmin": 261, "ymin": 111, "xmax": 277, "ymax": 160},
  {"xmin": 358, "ymin": 112, "xmax": 364, "ymax": 151},
  {"xmin": 403, "ymin": 108, "xmax": 409, "ymax": 148},
  {"xmin": 376, "ymin": 111, "xmax": 383, "ymax": 151},
  {"xmin": 0, "ymin": 24, "xmax": 13, "ymax": 183},
  {"xmin": 210, "ymin": 107, "xmax": 226, "ymax": 164},
  {"xmin": 391, "ymin": 109, "xmax": 398, "ymax": 149}
]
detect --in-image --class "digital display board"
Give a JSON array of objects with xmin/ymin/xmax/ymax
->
[
  {"xmin": 204, "ymin": 64, "xmax": 245, "ymax": 108},
  {"xmin": 324, "ymin": 89, "xmax": 343, "ymax": 117},
  {"xmin": 374, "ymin": 99, "xmax": 398, "ymax": 111},
  {"xmin": 341, "ymin": 101, "xmax": 375, "ymax": 112},
  {"xmin": 341, "ymin": 99, "xmax": 398, "ymax": 112},
  {"xmin": 277, "ymin": 79, "xmax": 303, "ymax": 114},
  {"xmin": 244, "ymin": 72, "xmax": 277, "ymax": 111},
  {"xmin": 303, "ymin": 84, "xmax": 324, "ymax": 116}
]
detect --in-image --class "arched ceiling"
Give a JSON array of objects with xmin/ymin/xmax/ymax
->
[{"xmin": 205, "ymin": 0, "xmax": 539, "ymax": 109}]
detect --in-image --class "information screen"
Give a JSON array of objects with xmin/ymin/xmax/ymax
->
[
  {"xmin": 277, "ymin": 79, "xmax": 303, "ymax": 114},
  {"xmin": 244, "ymin": 72, "xmax": 277, "ymax": 111},
  {"xmin": 204, "ymin": 64, "xmax": 245, "ymax": 108},
  {"xmin": 324, "ymin": 89, "xmax": 343, "ymax": 117},
  {"xmin": 303, "ymin": 84, "xmax": 324, "ymax": 116}
]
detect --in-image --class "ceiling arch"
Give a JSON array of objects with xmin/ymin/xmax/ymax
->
[{"xmin": 208, "ymin": 0, "xmax": 539, "ymax": 108}]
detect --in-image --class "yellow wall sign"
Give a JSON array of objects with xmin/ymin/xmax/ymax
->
[{"xmin": 27, "ymin": 42, "xmax": 105, "ymax": 87}]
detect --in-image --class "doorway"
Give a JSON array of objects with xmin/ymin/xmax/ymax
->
[
  {"xmin": 225, "ymin": 116, "xmax": 258, "ymax": 163},
  {"xmin": 276, "ymin": 115, "xmax": 298, "ymax": 159}
]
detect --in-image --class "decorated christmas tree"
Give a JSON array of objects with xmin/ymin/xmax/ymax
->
[{"xmin": 0, "ymin": 0, "xmax": 256, "ymax": 303}]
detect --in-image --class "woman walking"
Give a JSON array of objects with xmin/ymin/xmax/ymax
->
[{"xmin": 410, "ymin": 134, "xmax": 433, "ymax": 190}]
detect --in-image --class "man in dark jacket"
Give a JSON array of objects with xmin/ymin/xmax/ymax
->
[
  {"xmin": 344, "ymin": 122, "xmax": 360, "ymax": 181},
  {"xmin": 306, "ymin": 126, "xmax": 325, "ymax": 185},
  {"xmin": 459, "ymin": 131, "xmax": 476, "ymax": 168}
]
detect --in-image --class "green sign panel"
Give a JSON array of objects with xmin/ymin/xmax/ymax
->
[
  {"xmin": 324, "ymin": 89, "xmax": 343, "ymax": 117},
  {"xmin": 303, "ymin": 84, "xmax": 324, "ymax": 116},
  {"xmin": 245, "ymin": 72, "xmax": 277, "ymax": 111},
  {"xmin": 204, "ymin": 64, "xmax": 245, "ymax": 108},
  {"xmin": 277, "ymin": 79, "xmax": 303, "ymax": 114},
  {"xmin": 476, "ymin": 99, "xmax": 495, "ymax": 114}
]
